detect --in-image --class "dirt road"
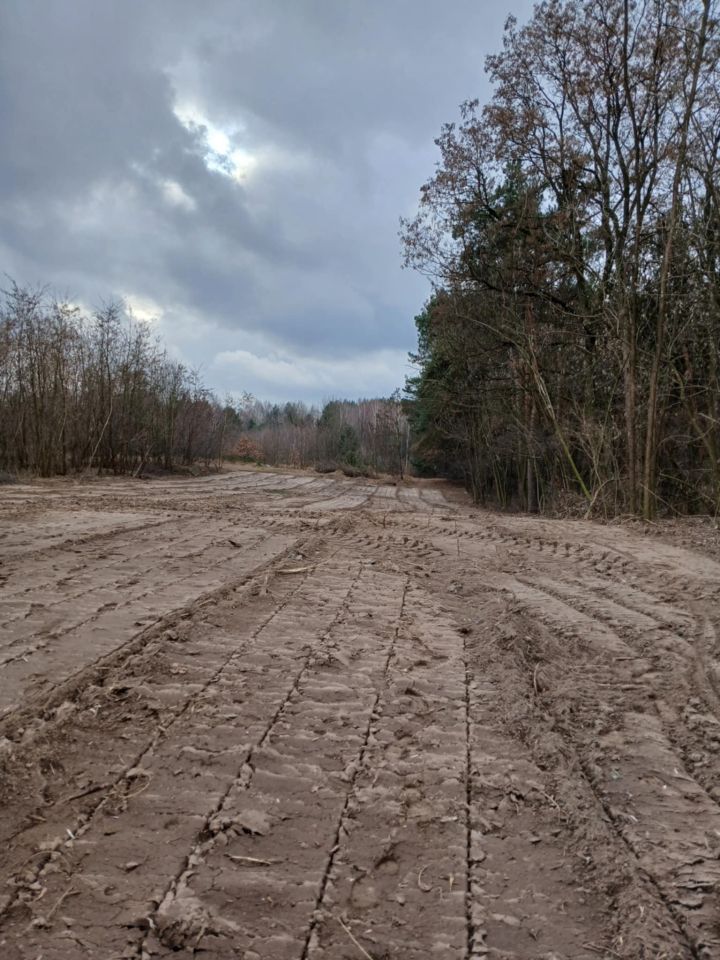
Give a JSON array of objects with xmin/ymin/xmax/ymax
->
[{"xmin": 1, "ymin": 468, "xmax": 720, "ymax": 959}]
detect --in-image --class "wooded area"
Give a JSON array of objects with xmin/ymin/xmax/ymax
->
[
  {"xmin": 402, "ymin": 0, "xmax": 720, "ymax": 518},
  {"xmin": 235, "ymin": 395, "xmax": 410, "ymax": 477},
  {"xmin": 0, "ymin": 283, "xmax": 409, "ymax": 478},
  {"xmin": 0, "ymin": 283, "xmax": 235, "ymax": 476}
]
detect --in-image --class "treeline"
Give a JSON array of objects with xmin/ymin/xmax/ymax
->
[
  {"xmin": 0, "ymin": 282, "xmax": 410, "ymax": 479},
  {"xmin": 0, "ymin": 283, "xmax": 236, "ymax": 476},
  {"xmin": 402, "ymin": 0, "xmax": 720, "ymax": 518},
  {"xmin": 231, "ymin": 395, "xmax": 410, "ymax": 477}
]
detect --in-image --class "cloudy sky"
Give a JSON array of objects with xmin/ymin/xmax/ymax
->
[{"xmin": 1, "ymin": 1, "xmax": 530, "ymax": 405}]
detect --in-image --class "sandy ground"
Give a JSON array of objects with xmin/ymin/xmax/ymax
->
[{"xmin": 1, "ymin": 468, "xmax": 720, "ymax": 959}]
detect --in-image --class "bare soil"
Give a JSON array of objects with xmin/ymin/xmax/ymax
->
[{"xmin": 1, "ymin": 467, "xmax": 720, "ymax": 959}]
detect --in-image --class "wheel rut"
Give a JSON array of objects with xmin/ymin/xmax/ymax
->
[{"xmin": 3, "ymin": 471, "xmax": 720, "ymax": 959}]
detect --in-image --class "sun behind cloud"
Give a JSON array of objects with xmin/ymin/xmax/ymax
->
[{"xmin": 173, "ymin": 99, "xmax": 258, "ymax": 183}]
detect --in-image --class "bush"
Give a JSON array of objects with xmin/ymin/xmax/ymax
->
[
  {"xmin": 340, "ymin": 463, "xmax": 376, "ymax": 479},
  {"xmin": 231, "ymin": 437, "xmax": 263, "ymax": 462}
]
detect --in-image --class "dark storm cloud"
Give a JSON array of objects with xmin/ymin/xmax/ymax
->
[{"xmin": 0, "ymin": 0, "xmax": 530, "ymax": 402}]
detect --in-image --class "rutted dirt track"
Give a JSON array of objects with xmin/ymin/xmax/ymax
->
[{"xmin": 2, "ymin": 470, "xmax": 720, "ymax": 959}]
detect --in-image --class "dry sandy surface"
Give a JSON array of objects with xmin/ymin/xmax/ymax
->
[{"xmin": 1, "ymin": 468, "xmax": 720, "ymax": 959}]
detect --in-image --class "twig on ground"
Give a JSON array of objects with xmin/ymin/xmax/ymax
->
[
  {"xmin": 124, "ymin": 774, "xmax": 153, "ymax": 800},
  {"xmin": 537, "ymin": 787, "xmax": 560, "ymax": 809},
  {"xmin": 336, "ymin": 916, "xmax": 375, "ymax": 960},
  {"xmin": 46, "ymin": 883, "xmax": 77, "ymax": 921},
  {"xmin": 59, "ymin": 782, "xmax": 110, "ymax": 805},
  {"xmin": 582, "ymin": 942, "xmax": 623, "ymax": 959},
  {"xmin": 417, "ymin": 864, "xmax": 433, "ymax": 892},
  {"xmin": 226, "ymin": 855, "xmax": 278, "ymax": 866}
]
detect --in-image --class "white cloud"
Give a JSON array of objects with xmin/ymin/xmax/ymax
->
[
  {"xmin": 124, "ymin": 293, "xmax": 164, "ymax": 323},
  {"xmin": 160, "ymin": 178, "xmax": 196, "ymax": 211}
]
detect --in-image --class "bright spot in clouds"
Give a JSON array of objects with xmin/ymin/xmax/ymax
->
[
  {"xmin": 124, "ymin": 294, "xmax": 164, "ymax": 324},
  {"xmin": 174, "ymin": 100, "xmax": 258, "ymax": 183},
  {"xmin": 160, "ymin": 179, "xmax": 196, "ymax": 211}
]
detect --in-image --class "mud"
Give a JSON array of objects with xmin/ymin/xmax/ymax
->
[{"xmin": 1, "ymin": 467, "xmax": 719, "ymax": 958}]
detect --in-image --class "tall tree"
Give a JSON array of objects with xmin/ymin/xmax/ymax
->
[{"xmin": 402, "ymin": 0, "xmax": 720, "ymax": 517}]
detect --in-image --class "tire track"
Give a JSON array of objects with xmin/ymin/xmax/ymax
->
[
  {"xmin": 0, "ymin": 514, "xmax": 219, "ymax": 613},
  {"xmin": 303, "ymin": 582, "xmax": 470, "ymax": 960},
  {"xmin": 0, "ymin": 530, "xmax": 291, "ymax": 716},
  {"xmin": 134, "ymin": 567, "xmax": 405, "ymax": 960},
  {"xmin": 353, "ymin": 522, "xmax": 709, "ymax": 957},
  {"xmin": 0, "ymin": 512, "xmax": 176, "ymax": 562},
  {"xmin": 299, "ymin": 577, "xmax": 411, "ymax": 959},
  {"xmin": 0, "ymin": 532, "xmax": 299, "ymax": 737},
  {"xmin": 0, "ymin": 525, "xmax": 273, "ymax": 662},
  {"xmin": 494, "ymin": 581, "xmax": 720, "ymax": 955},
  {"xmin": 0, "ymin": 552, "xmax": 350, "ymax": 956},
  {"xmin": 0, "ymin": 524, "xmax": 265, "ymax": 652}
]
